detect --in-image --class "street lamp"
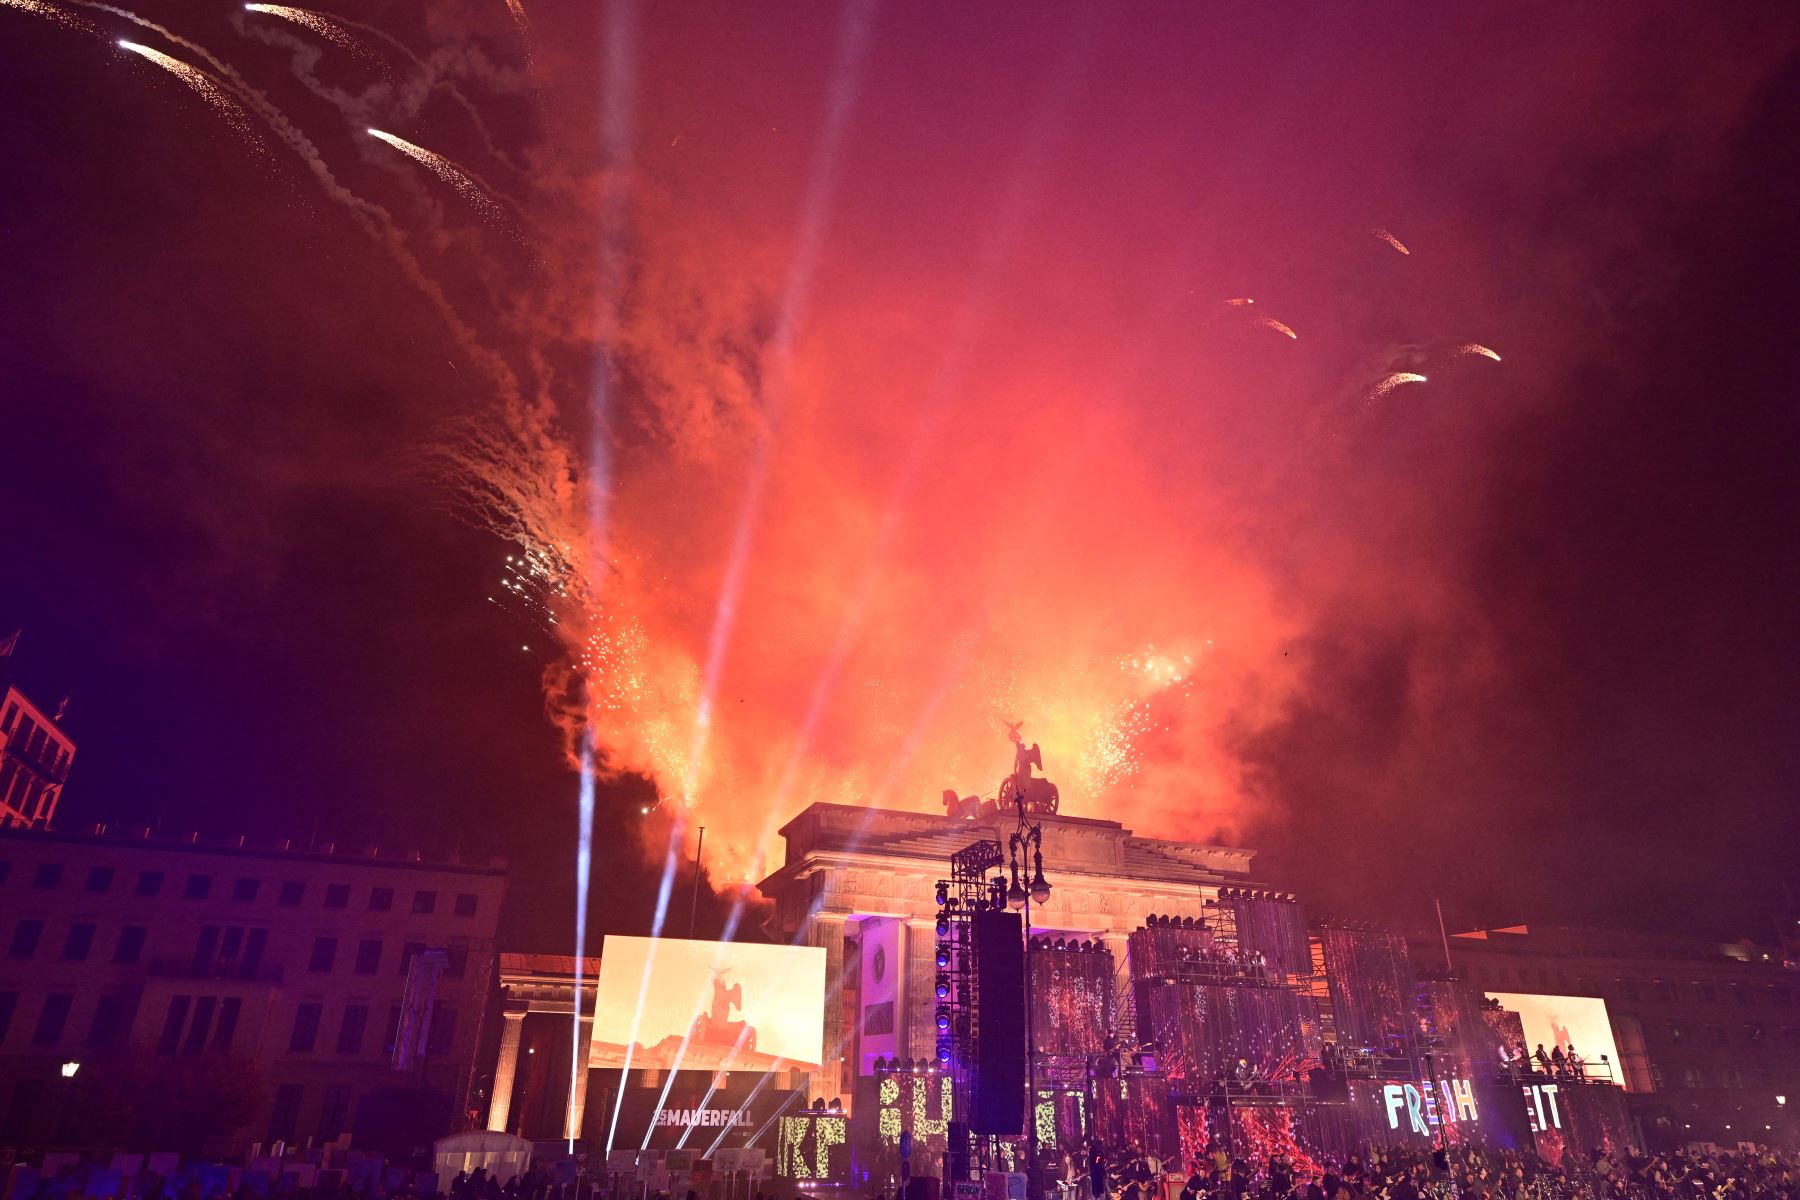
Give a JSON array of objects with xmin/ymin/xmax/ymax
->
[{"xmin": 1008, "ymin": 803, "xmax": 1051, "ymax": 1182}]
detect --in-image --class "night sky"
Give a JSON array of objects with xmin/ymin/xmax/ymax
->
[{"xmin": 2, "ymin": 0, "xmax": 1797, "ymax": 953}]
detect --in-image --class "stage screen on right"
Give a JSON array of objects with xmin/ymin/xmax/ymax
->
[{"xmin": 1485, "ymin": 992, "xmax": 1628, "ymax": 1089}]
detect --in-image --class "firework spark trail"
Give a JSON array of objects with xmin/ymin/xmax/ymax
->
[
  {"xmin": 235, "ymin": 10, "xmax": 534, "ymax": 184},
  {"xmin": 66, "ymin": 0, "xmax": 533, "ymax": 423},
  {"xmin": 241, "ymin": 4, "xmax": 376, "ymax": 63},
  {"xmin": 1367, "ymin": 371, "xmax": 1428, "ymax": 404},
  {"xmin": 1, "ymin": 0, "xmax": 97, "ymax": 34},
  {"xmin": 680, "ymin": 0, "xmax": 876, "ymax": 811},
  {"xmin": 1372, "ymin": 226, "xmax": 1411, "ymax": 255},
  {"xmin": 1224, "ymin": 297, "xmax": 1255, "ymax": 307},
  {"xmin": 1257, "ymin": 315, "xmax": 1298, "ymax": 339},
  {"xmin": 1456, "ymin": 343, "xmax": 1502, "ymax": 362},
  {"xmin": 117, "ymin": 40, "xmax": 258, "ymax": 139},
  {"xmin": 366, "ymin": 128, "xmax": 514, "ymax": 229},
  {"xmin": 504, "ymin": 0, "xmax": 528, "ymax": 33}
]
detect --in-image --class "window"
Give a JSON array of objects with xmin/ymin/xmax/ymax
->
[
  {"xmin": 0, "ymin": 991, "xmax": 18, "ymax": 1044},
  {"xmin": 61, "ymin": 922, "xmax": 97, "ymax": 962},
  {"xmin": 308, "ymin": 936, "xmax": 338, "ymax": 974},
  {"xmin": 136, "ymin": 870, "xmax": 165, "ymax": 897},
  {"xmin": 412, "ymin": 890, "xmax": 437, "ymax": 915},
  {"xmin": 182, "ymin": 997, "xmax": 217, "ymax": 1055},
  {"xmin": 212, "ymin": 998, "xmax": 241, "ymax": 1052},
  {"xmin": 383, "ymin": 1005, "xmax": 402, "ymax": 1054},
  {"xmin": 84, "ymin": 867, "xmax": 116, "ymax": 893},
  {"xmin": 319, "ymin": 1084, "xmax": 352, "ymax": 1140},
  {"xmin": 337, "ymin": 1003, "xmax": 369, "ymax": 1054},
  {"xmin": 33, "ymin": 993, "xmax": 74, "ymax": 1045},
  {"xmin": 184, "ymin": 874, "xmax": 213, "ymax": 900},
  {"xmin": 86, "ymin": 993, "xmax": 127, "ymax": 1050},
  {"xmin": 1681, "ymin": 1068, "xmax": 1704, "ymax": 1089},
  {"xmin": 454, "ymin": 893, "xmax": 478, "ymax": 918},
  {"xmin": 425, "ymin": 1006, "xmax": 455, "ymax": 1055},
  {"xmin": 232, "ymin": 878, "xmax": 260, "ymax": 903},
  {"xmin": 115, "ymin": 926, "xmax": 148, "ymax": 964},
  {"xmin": 32, "ymin": 863, "xmax": 62, "ymax": 890},
  {"xmin": 157, "ymin": 996, "xmax": 191, "ymax": 1056},
  {"xmin": 368, "ymin": 887, "xmax": 394, "ymax": 912},
  {"xmin": 354, "ymin": 939, "xmax": 381, "ymax": 976},
  {"xmin": 7, "ymin": 919, "xmax": 44, "ymax": 960},
  {"xmin": 446, "ymin": 945, "xmax": 469, "ymax": 978},
  {"xmin": 289, "ymin": 1002, "xmax": 323, "ymax": 1053},
  {"xmin": 278, "ymin": 881, "xmax": 305, "ymax": 906},
  {"xmin": 269, "ymin": 1084, "xmax": 304, "ymax": 1141},
  {"xmin": 398, "ymin": 941, "xmax": 425, "ymax": 975},
  {"xmin": 324, "ymin": 883, "xmax": 349, "ymax": 909}
]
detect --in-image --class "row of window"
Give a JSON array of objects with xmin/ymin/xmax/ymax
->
[
  {"xmin": 285, "ymin": 999, "xmax": 456, "ymax": 1057},
  {"xmin": 0, "ymin": 861, "xmax": 481, "ymax": 917},
  {"xmin": 0, "ymin": 989, "xmax": 129, "ymax": 1050},
  {"xmin": 6, "ymin": 919, "xmax": 146, "ymax": 963},
  {"xmin": 1659, "ymin": 1021, "xmax": 1800, "ymax": 1048},
  {"xmin": 0, "ymin": 989, "xmax": 461, "ymax": 1058},
  {"xmin": 5, "ymin": 919, "xmax": 469, "ymax": 981},
  {"xmin": 1465, "ymin": 962, "xmax": 1798, "ymax": 1007}
]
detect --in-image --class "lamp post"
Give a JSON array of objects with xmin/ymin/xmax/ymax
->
[{"xmin": 1007, "ymin": 800, "xmax": 1051, "ymax": 1183}]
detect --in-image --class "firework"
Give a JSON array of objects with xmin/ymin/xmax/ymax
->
[
  {"xmin": 366, "ymin": 127, "xmax": 511, "ymax": 228},
  {"xmin": 243, "ymin": 4, "xmax": 377, "ymax": 62},
  {"xmin": 1, "ymin": 0, "xmax": 96, "ymax": 33},
  {"xmin": 117, "ymin": 40, "xmax": 256, "ymax": 139},
  {"xmin": 1367, "ymin": 371, "xmax": 1428, "ymax": 402},
  {"xmin": 1372, "ymin": 226, "xmax": 1410, "ymax": 255},
  {"xmin": 1257, "ymin": 316, "xmax": 1298, "ymax": 339},
  {"xmin": 504, "ymin": 0, "xmax": 528, "ymax": 32},
  {"xmin": 1456, "ymin": 342, "xmax": 1502, "ymax": 362},
  {"xmin": 1224, "ymin": 297, "xmax": 1254, "ymax": 307}
]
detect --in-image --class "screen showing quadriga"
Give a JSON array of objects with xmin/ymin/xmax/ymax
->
[{"xmin": 590, "ymin": 936, "xmax": 827, "ymax": 1073}]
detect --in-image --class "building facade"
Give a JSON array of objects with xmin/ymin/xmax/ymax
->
[
  {"xmin": 1417, "ymin": 924, "xmax": 1800, "ymax": 1148},
  {"xmin": 0, "ymin": 686, "xmax": 75, "ymax": 829},
  {"xmin": 0, "ymin": 824, "xmax": 506, "ymax": 1152}
]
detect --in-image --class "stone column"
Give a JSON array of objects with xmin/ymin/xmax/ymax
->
[
  {"xmin": 488, "ymin": 1008, "xmax": 527, "ymax": 1132},
  {"xmin": 565, "ymin": 1014, "xmax": 595, "ymax": 1141},
  {"xmin": 809, "ymin": 914, "xmax": 848, "ymax": 1103}
]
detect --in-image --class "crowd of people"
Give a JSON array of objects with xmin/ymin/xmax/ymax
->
[{"xmin": 1066, "ymin": 1141, "xmax": 1799, "ymax": 1200}]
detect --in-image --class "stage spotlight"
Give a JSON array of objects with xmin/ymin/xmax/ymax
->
[
  {"xmin": 936, "ymin": 943, "xmax": 951, "ymax": 967},
  {"xmin": 937, "ymin": 1041, "xmax": 952, "ymax": 1065},
  {"xmin": 936, "ymin": 915, "xmax": 950, "ymax": 936},
  {"xmin": 936, "ymin": 882, "xmax": 948, "ymax": 906},
  {"xmin": 936, "ymin": 1006, "xmax": 951, "ymax": 1032},
  {"xmin": 936, "ymin": 974, "xmax": 951, "ymax": 1000}
]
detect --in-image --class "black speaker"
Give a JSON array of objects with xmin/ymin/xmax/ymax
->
[
  {"xmin": 972, "ymin": 908, "xmax": 1025, "ymax": 1135},
  {"xmin": 946, "ymin": 1120, "xmax": 971, "ymax": 1179}
]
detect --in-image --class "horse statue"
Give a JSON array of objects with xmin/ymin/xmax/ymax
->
[{"xmin": 999, "ymin": 722, "xmax": 1060, "ymax": 815}]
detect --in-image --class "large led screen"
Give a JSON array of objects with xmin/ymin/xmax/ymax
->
[
  {"xmin": 1484, "ymin": 993, "xmax": 1627, "ymax": 1089},
  {"xmin": 590, "ymin": 936, "xmax": 826, "ymax": 1073}
]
